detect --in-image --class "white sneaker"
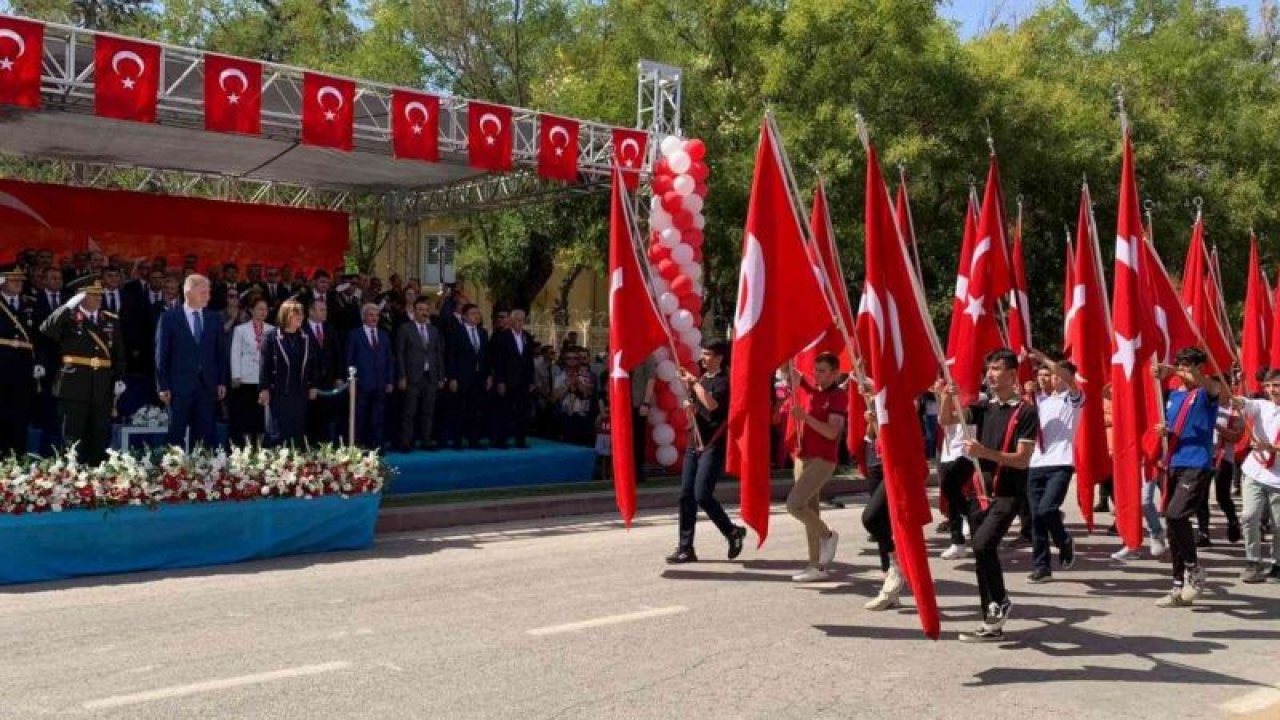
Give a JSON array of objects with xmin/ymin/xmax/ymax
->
[
  {"xmin": 864, "ymin": 590, "xmax": 900, "ymax": 611},
  {"xmin": 792, "ymin": 567, "xmax": 830, "ymax": 583},
  {"xmin": 819, "ymin": 531, "xmax": 839, "ymax": 567},
  {"xmin": 1111, "ymin": 546, "xmax": 1142, "ymax": 562},
  {"xmin": 882, "ymin": 564, "xmax": 905, "ymax": 595},
  {"xmin": 1149, "ymin": 536, "xmax": 1168, "ymax": 558},
  {"xmin": 1181, "ymin": 565, "xmax": 1207, "ymax": 602},
  {"xmin": 941, "ymin": 544, "xmax": 969, "ymax": 560}
]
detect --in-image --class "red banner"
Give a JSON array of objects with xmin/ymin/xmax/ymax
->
[
  {"xmin": 94, "ymin": 35, "xmax": 161, "ymax": 123},
  {"xmin": 468, "ymin": 101, "xmax": 513, "ymax": 172},
  {"xmin": 537, "ymin": 114, "xmax": 579, "ymax": 182},
  {"xmin": 612, "ymin": 128, "xmax": 648, "ymax": 189},
  {"xmin": 0, "ymin": 180, "xmax": 349, "ymax": 273},
  {"xmin": 204, "ymin": 54, "xmax": 262, "ymax": 135},
  {"xmin": 391, "ymin": 90, "xmax": 440, "ymax": 162},
  {"xmin": 301, "ymin": 72, "xmax": 355, "ymax": 151},
  {"xmin": 0, "ymin": 16, "xmax": 43, "ymax": 109}
]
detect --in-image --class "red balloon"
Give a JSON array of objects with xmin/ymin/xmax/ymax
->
[
  {"xmin": 695, "ymin": 181, "xmax": 708, "ymax": 197},
  {"xmin": 679, "ymin": 293, "xmax": 701, "ymax": 313},
  {"xmin": 652, "ymin": 174, "xmax": 673, "ymax": 194},
  {"xmin": 669, "ymin": 411, "xmax": 688, "ymax": 431},
  {"xmin": 657, "ymin": 390, "xmax": 679, "ymax": 412},
  {"xmin": 688, "ymin": 162, "xmax": 709, "ymax": 181},
  {"xmin": 676, "ymin": 343, "xmax": 695, "ymax": 365},
  {"xmin": 686, "ymin": 138, "xmax": 706, "ymax": 161},
  {"xmin": 657, "ymin": 259, "xmax": 679, "ymax": 282},
  {"xmin": 654, "ymin": 159, "xmax": 671, "ymax": 177},
  {"xmin": 682, "ymin": 229, "xmax": 704, "ymax": 248},
  {"xmin": 662, "ymin": 191, "xmax": 684, "ymax": 215},
  {"xmin": 692, "ymin": 246, "xmax": 703, "ymax": 263},
  {"xmin": 671, "ymin": 275, "xmax": 694, "ymax": 296},
  {"xmin": 673, "ymin": 209, "xmax": 695, "ymax": 231},
  {"xmin": 648, "ymin": 244, "xmax": 669, "ymax": 264}
]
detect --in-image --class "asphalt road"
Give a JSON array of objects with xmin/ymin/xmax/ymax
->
[{"xmin": 2, "ymin": 493, "xmax": 1278, "ymax": 719}]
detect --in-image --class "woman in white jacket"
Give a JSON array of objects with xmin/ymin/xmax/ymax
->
[{"xmin": 229, "ymin": 296, "xmax": 273, "ymax": 446}]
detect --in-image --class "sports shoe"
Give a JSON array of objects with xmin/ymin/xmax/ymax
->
[
  {"xmin": 935, "ymin": 520, "xmax": 951, "ymax": 534},
  {"xmin": 958, "ymin": 626, "xmax": 1005, "ymax": 643},
  {"xmin": 818, "ymin": 530, "xmax": 839, "ymax": 567},
  {"xmin": 1227, "ymin": 521, "xmax": 1242, "ymax": 544},
  {"xmin": 1269, "ymin": 564, "xmax": 1280, "ymax": 581},
  {"xmin": 1111, "ymin": 546, "xmax": 1141, "ymax": 562},
  {"xmin": 665, "ymin": 548, "xmax": 697, "ymax": 564},
  {"xmin": 1181, "ymin": 565, "xmax": 1207, "ymax": 602},
  {"xmin": 792, "ymin": 566, "xmax": 830, "ymax": 583},
  {"xmin": 1195, "ymin": 532, "xmax": 1212, "ymax": 548},
  {"xmin": 1026, "ymin": 567, "xmax": 1053, "ymax": 583},
  {"xmin": 941, "ymin": 544, "xmax": 969, "ymax": 560},
  {"xmin": 864, "ymin": 590, "xmax": 900, "ymax": 611},
  {"xmin": 727, "ymin": 526, "xmax": 747, "ymax": 560},
  {"xmin": 1240, "ymin": 562, "xmax": 1267, "ymax": 584},
  {"xmin": 1059, "ymin": 537, "xmax": 1076, "ymax": 570},
  {"xmin": 1155, "ymin": 587, "xmax": 1192, "ymax": 608},
  {"xmin": 984, "ymin": 597, "xmax": 1013, "ymax": 631},
  {"xmin": 1149, "ymin": 536, "xmax": 1168, "ymax": 558},
  {"xmin": 882, "ymin": 564, "xmax": 905, "ymax": 595}
]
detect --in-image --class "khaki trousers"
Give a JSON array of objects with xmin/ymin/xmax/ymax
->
[{"xmin": 787, "ymin": 457, "xmax": 836, "ymax": 565}]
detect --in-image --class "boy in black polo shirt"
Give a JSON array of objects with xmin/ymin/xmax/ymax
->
[{"xmin": 938, "ymin": 348, "xmax": 1039, "ymax": 642}]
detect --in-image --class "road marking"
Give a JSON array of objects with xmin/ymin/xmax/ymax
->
[
  {"xmin": 1222, "ymin": 686, "xmax": 1280, "ymax": 716},
  {"xmin": 81, "ymin": 661, "xmax": 351, "ymax": 710},
  {"xmin": 528, "ymin": 606, "xmax": 688, "ymax": 637}
]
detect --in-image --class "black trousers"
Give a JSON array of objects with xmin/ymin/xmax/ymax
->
[
  {"xmin": 1165, "ymin": 468, "xmax": 1214, "ymax": 582},
  {"xmin": 861, "ymin": 466, "xmax": 894, "ymax": 571},
  {"xmin": 401, "ymin": 378, "xmax": 438, "ymax": 449},
  {"xmin": 270, "ymin": 392, "xmax": 308, "ymax": 447},
  {"xmin": 444, "ymin": 380, "xmax": 486, "ymax": 448},
  {"xmin": 59, "ymin": 395, "xmax": 111, "ymax": 466},
  {"xmin": 1196, "ymin": 459, "xmax": 1239, "ymax": 534},
  {"xmin": 940, "ymin": 459, "xmax": 975, "ymax": 545},
  {"xmin": 677, "ymin": 442, "xmax": 735, "ymax": 550},
  {"xmin": 966, "ymin": 493, "xmax": 1023, "ymax": 614},
  {"xmin": 491, "ymin": 387, "xmax": 530, "ymax": 448},
  {"xmin": 306, "ymin": 394, "xmax": 343, "ymax": 445},
  {"xmin": 228, "ymin": 383, "xmax": 263, "ymax": 446}
]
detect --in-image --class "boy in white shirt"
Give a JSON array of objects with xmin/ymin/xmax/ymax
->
[
  {"xmin": 1234, "ymin": 369, "xmax": 1280, "ymax": 583},
  {"xmin": 1024, "ymin": 350, "xmax": 1082, "ymax": 582}
]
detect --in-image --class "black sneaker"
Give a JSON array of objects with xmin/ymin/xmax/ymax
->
[
  {"xmin": 727, "ymin": 526, "xmax": 747, "ymax": 560},
  {"xmin": 1269, "ymin": 564, "xmax": 1280, "ymax": 581},
  {"xmin": 1227, "ymin": 521, "xmax": 1242, "ymax": 544},
  {"xmin": 1027, "ymin": 567, "xmax": 1053, "ymax": 584},
  {"xmin": 665, "ymin": 548, "xmax": 697, "ymax": 564},
  {"xmin": 1059, "ymin": 537, "xmax": 1076, "ymax": 569},
  {"xmin": 1196, "ymin": 532, "xmax": 1212, "ymax": 548},
  {"xmin": 935, "ymin": 520, "xmax": 951, "ymax": 534},
  {"xmin": 958, "ymin": 626, "xmax": 1005, "ymax": 643},
  {"xmin": 1093, "ymin": 501, "xmax": 1110, "ymax": 513}
]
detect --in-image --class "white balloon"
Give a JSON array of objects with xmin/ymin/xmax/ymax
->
[
  {"xmin": 681, "ymin": 328, "xmax": 702, "ymax": 348},
  {"xmin": 660, "ymin": 135, "xmax": 683, "ymax": 158},
  {"xmin": 656, "ymin": 359, "xmax": 679, "ymax": 382},
  {"xmin": 669, "ymin": 151, "xmax": 692, "ymax": 174},
  {"xmin": 667, "ymin": 378, "xmax": 685, "ymax": 397},
  {"xmin": 650, "ymin": 196, "xmax": 665, "ymax": 213},
  {"xmin": 692, "ymin": 212, "xmax": 705, "ymax": 230},
  {"xmin": 673, "ymin": 174, "xmax": 696, "ymax": 196},
  {"xmin": 671, "ymin": 243, "xmax": 694, "ymax": 265},
  {"xmin": 671, "ymin": 309, "xmax": 694, "ymax": 332},
  {"xmin": 652, "ymin": 423, "xmax": 676, "ymax": 446},
  {"xmin": 684, "ymin": 264, "xmax": 703, "ymax": 282},
  {"xmin": 692, "ymin": 280, "xmax": 704, "ymax": 295},
  {"xmin": 655, "ymin": 444, "xmax": 679, "ymax": 467},
  {"xmin": 659, "ymin": 227, "xmax": 681, "ymax": 248},
  {"xmin": 648, "ymin": 407, "xmax": 667, "ymax": 425},
  {"xmin": 651, "ymin": 276, "xmax": 670, "ymax": 295},
  {"xmin": 658, "ymin": 291, "xmax": 679, "ymax": 315},
  {"xmin": 651, "ymin": 208, "xmax": 673, "ymax": 232},
  {"xmin": 685, "ymin": 194, "xmax": 704, "ymax": 214}
]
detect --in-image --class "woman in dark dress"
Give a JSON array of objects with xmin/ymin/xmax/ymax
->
[{"xmin": 259, "ymin": 300, "xmax": 320, "ymax": 447}]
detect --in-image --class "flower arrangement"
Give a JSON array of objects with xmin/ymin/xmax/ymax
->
[
  {"xmin": 130, "ymin": 405, "xmax": 168, "ymax": 428},
  {"xmin": 0, "ymin": 444, "xmax": 388, "ymax": 515}
]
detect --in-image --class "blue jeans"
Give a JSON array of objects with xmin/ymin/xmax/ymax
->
[
  {"xmin": 1142, "ymin": 479, "xmax": 1164, "ymax": 539},
  {"xmin": 1028, "ymin": 465, "xmax": 1073, "ymax": 570}
]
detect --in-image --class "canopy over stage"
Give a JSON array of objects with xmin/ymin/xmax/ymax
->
[{"xmin": 0, "ymin": 16, "xmax": 684, "ymax": 218}]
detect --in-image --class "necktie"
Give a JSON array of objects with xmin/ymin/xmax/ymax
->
[
  {"xmin": 51, "ymin": 292, "xmax": 59, "ymax": 306},
  {"xmin": 418, "ymin": 323, "xmax": 428, "ymax": 344},
  {"xmin": 108, "ymin": 292, "xmax": 116, "ymax": 312},
  {"xmin": 469, "ymin": 326, "xmax": 478, "ymax": 351},
  {"xmin": 315, "ymin": 323, "xmax": 324, "ymax": 346},
  {"xmin": 192, "ymin": 311, "xmax": 203, "ymax": 339},
  {"xmin": 369, "ymin": 328, "xmax": 377, "ymax": 350}
]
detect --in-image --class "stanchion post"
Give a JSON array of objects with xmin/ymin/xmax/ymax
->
[{"xmin": 347, "ymin": 365, "xmax": 357, "ymax": 447}]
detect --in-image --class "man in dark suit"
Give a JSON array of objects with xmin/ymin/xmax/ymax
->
[
  {"xmin": 32, "ymin": 265, "xmax": 65, "ymax": 454},
  {"xmin": 262, "ymin": 266, "xmax": 291, "ymax": 309},
  {"xmin": 155, "ymin": 274, "xmax": 228, "ymax": 448},
  {"xmin": 303, "ymin": 297, "xmax": 344, "ymax": 444},
  {"xmin": 347, "ymin": 303, "xmax": 393, "ymax": 449},
  {"xmin": 0, "ymin": 270, "xmax": 38, "ymax": 457},
  {"xmin": 444, "ymin": 303, "xmax": 490, "ymax": 450},
  {"xmin": 490, "ymin": 308, "xmax": 536, "ymax": 449},
  {"xmin": 396, "ymin": 297, "xmax": 444, "ymax": 452}
]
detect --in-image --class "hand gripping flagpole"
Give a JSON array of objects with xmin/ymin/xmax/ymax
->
[{"xmin": 855, "ymin": 112, "xmax": 988, "ymax": 485}]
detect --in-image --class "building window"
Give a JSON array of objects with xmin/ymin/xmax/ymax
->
[{"xmin": 421, "ymin": 234, "xmax": 457, "ymax": 286}]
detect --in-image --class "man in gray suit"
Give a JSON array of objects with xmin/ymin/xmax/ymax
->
[{"xmin": 396, "ymin": 297, "xmax": 445, "ymax": 451}]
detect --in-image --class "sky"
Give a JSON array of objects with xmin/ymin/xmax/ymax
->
[{"xmin": 938, "ymin": 0, "xmax": 1266, "ymax": 38}]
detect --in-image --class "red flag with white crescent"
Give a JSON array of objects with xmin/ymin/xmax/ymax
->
[
  {"xmin": 947, "ymin": 188, "xmax": 1001, "ymax": 402},
  {"xmin": 608, "ymin": 165, "xmax": 671, "ymax": 526},
  {"xmin": 391, "ymin": 90, "xmax": 440, "ymax": 162},
  {"xmin": 612, "ymin": 128, "xmax": 648, "ymax": 190},
  {"xmin": 538, "ymin": 115, "xmax": 580, "ymax": 182},
  {"xmin": 727, "ymin": 118, "xmax": 831, "ymax": 545},
  {"xmin": 1243, "ymin": 234, "xmax": 1271, "ymax": 395},
  {"xmin": 0, "ymin": 16, "xmax": 43, "ymax": 109},
  {"xmin": 468, "ymin": 101, "xmax": 513, "ymax": 172},
  {"xmin": 857, "ymin": 139, "xmax": 940, "ymax": 640},
  {"xmin": 1180, "ymin": 215, "xmax": 1233, "ymax": 374},
  {"xmin": 1007, "ymin": 207, "xmax": 1033, "ymax": 385},
  {"xmin": 94, "ymin": 35, "xmax": 161, "ymax": 123},
  {"xmin": 301, "ymin": 72, "xmax": 355, "ymax": 151},
  {"xmin": 204, "ymin": 54, "xmax": 262, "ymax": 136}
]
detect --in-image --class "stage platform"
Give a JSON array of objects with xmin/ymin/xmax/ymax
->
[{"xmin": 384, "ymin": 439, "xmax": 598, "ymax": 495}]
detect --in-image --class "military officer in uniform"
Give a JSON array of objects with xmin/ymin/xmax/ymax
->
[
  {"xmin": 39, "ymin": 281, "xmax": 127, "ymax": 465},
  {"xmin": 0, "ymin": 269, "xmax": 39, "ymax": 458}
]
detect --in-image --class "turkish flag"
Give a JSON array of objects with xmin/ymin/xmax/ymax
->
[
  {"xmin": 301, "ymin": 73, "xmax": 354, "ymax": 151},
  {"xmin": 1067, "ymin": 184, "xmax": 1113, "ymax": 532},
  {"xmin": 537, "ymin": 115, "xmax": 579, "ymax": 182},
  {"xmin": 946, "ymin": 188, "xmax": 1001, "ymax": 402},
  {"xmin": 856, "ymin": 140, "xmax": 940, "ymax": 640},
  {"xmin": 94, "ymin": 35, "xmax": 161, "ymax": 123},
  {"xmin": 1111, "ymin": 130, "xmax": 1161, "ymax": 552},
  {"xmin": 608, "ymin": 165, "xmax": 671, "ymax": 526},
  {"xmin": 1207, "ymin": 247, "xmax": 1236, "ymax": 365},
  {"xmin": 1180, "ymin": 216, "xmax": 1234, "ymax": 374},
  {"xmin": 468, "ymin": 101, "xmax": 513, "ymax": 172},
  {"xmin": 1007, "ymin": 209, "xmax": 1033, "ymax": 385},
  {"xmin": 612, "ymin": 129, "xmax": 648, "ymax": 190},
  {"xmin": 391, "ymin": 90, "xmax": 440, "ymax": 162},
  {"xmin": 204, "ymin": 54, "xmax": 261, "ymax": 135},
  {"xmin": 1243, "ymin": 234, "xmax": 1271, "ymax": 395},
  {"xmin": 0, "ymin": 17, "xmax": 42, "ymax": 109},
  {"xmin": 1141, "ymin": 226, "xmax": 1201, "ymax": 367},
  {"xmin": 727, "ymin": 119, "xmax": 831, "ymax": 545}
]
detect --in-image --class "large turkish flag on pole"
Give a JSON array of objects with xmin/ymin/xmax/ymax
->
[
  {"xmin": 94, "ymin": 35, "xmax": 161, "ymax": 123},
  {"xmin": 0, "ymin": 16, "xmax": 43, "ymax": 109},
  {"xmin": 1067, "ymin": 184, "xmax": 1113, "ymax": 532},
  {"xmin": 857, "ymin": 136, "xmax": 940, "ymax": 640},
  {"xmin": 301, "ymin": 73, "xmax": 355, "ymax": 151},
  {"xmin": 728, "ymin": 117, "xmax": 830, "ymax": 545},
  {"xmin": 608, "ymin": 164, "xmax": 671, "ymax": 526},
  {"xmin": 204, "ymin": 54, "xmax": 262, "ymax": 136},
  {"xmin": 391, "ymin": 90, "xmax": 440, "ymax": 162},
  {"xmin": 1181, "ymin": 215, "xmax": 1234, "ymax": 374},
  {"xmin": 1243, "ymin": 234, "xmax": 1271, "ymax": 395},
  {"xmin": 946, "ymin": 188, "xmax": 1000, "ymax": 402},
  {"xmin": 1007, "ymin": 204, "xmax": 1033, "ymax": 385}
]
